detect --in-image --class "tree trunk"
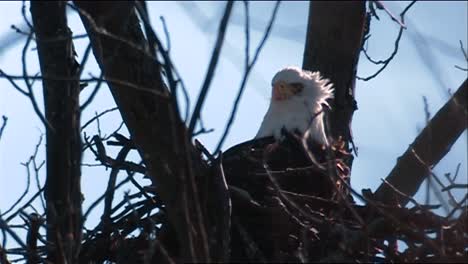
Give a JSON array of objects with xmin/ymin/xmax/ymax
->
[
  {"xmin": 30, "ymin": 2, "xmax": 82, "ymax": 263},
  {"xmin": 302, "ymin": 1, "xmax": 366, "ymax": 155},
  {"xmin": 73, "ymin": 2, "xmax": 210, "ymax": 262}
]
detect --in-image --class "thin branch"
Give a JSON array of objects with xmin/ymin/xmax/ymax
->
[
  {"xmin": 81, "ymin": 107, "xmax": 118, "ymax": 130},
  {"xmin": 215, "ymin": 1, "xmax": 281, "ymax": 153},
  {"xmin": 138, "ymin": 0, "xmax": 157, "ymax": 58},
  {"xmin": 0, "ymin": 116, "xmax": 7, "ymax": 142},
  {"xmin": 441, "ymin": 184, "xmax": 468, "ymax": 192},
  {"xmin": 82, "ymin": 177, "xmax": 131, "ymax": 223},
  {"xmin": 374, "ymin": 1, "xmax": 407, "ymax": 28},
  {"xmin": 358, "ymin": 1, "xmax": 417, "ymax": 81},
  {"xmin": 21, "ymin": 31, "xmax": 53, "ymax": 131},
  {"xmin": 454, "ymin": 40, "xmax": 468, "ymax": 71},
  {"xmin": 101, "ymin": 141, "xmax": 132, "ymax": 239},
  {"xmin": 188, "ymin": 1, "xmax": 234, "ymax": 135},
  {"xmin": 158, "ymin": 15, "xmax": 191, "ymax": 122},
  {"xmin": 4, "ymin": 188, "xmax": 44, "ymax": 223},
  {"xmin": 0, "ymin": 70, "xmax": 28, "ymax": 96},
  {"xmin": 159, "ymin": 16, "xmax": 171, "ymax": 54},
  {"xmin": 80, "ymin": 72, "xmax": 104, "ymax": 111},
  {"xmin": 1, "ymin": 135, "xmax": 43, "ymax": 218},
  {"xmin": 0, "ymin": 216, "xmax": 27, "ymax": 251},
  {"xmin": 78, "ymin": 42, "xmax": 92, "ymax": 77}
]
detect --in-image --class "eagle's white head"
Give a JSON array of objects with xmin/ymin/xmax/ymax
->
[{"xmin": 255, "ymin": 66, "xmax": 334, "ymax": 146}]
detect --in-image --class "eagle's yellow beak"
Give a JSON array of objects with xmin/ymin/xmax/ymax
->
[{"xmin": 272, "ymin": 81, "xmax": 304, "ymax": 101}]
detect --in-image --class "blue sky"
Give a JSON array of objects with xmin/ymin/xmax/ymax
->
[{"xmin": 0, "ymin": 1, "xmax": 467, "ymax": 237}]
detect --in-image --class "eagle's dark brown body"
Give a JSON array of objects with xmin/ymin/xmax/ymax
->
[
  {"xmin": 154, "ymin": 135, "xmax": 353, "ymax": 263},
  {"xmin": 221, "ymin": 134, "xmax": 353, "ymax": 262}
]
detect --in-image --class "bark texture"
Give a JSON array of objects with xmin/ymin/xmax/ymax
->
[
  {"xmin": 73, "ymin": 2, "xmax": 210, "ymax": 262},
  {"xmin": 302, "ymin": 1, "xmax": 366, "ymax": 152},
  {"xmin": 375, "ymin": 79, "xmax": 467, "ymax": 206},
  {"xmin": 30, "ymin": 2, "xmax": 82, "ymax": 263}
]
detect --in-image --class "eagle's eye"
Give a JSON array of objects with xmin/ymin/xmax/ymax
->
[
  {"xmin": 272, "ymin": 81, "xmax": 304, "ymax": 101},
  {"xmin": 289, "ymin": 82, "xmax": 304, "ymax": 95}
]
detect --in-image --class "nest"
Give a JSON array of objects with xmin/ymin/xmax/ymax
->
[{"xmin": 76, "ymin": 135, "xmax": 467, "ymax": 263}]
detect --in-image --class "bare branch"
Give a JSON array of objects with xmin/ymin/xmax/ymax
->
[
  {"xmin": 0, "ymin": 116, "xmax": 7, "ymax": 142},
  {"xmin": 21, "ymin": 31, "xmax": 53, "ymax": 131},
  {"xmin": 215, "ymin": 1, "xmax": 281, "ymax": 153},
  {"xmin": 189, "ymin": 1, "xmax": 234, "ymax": 135},
  {"xmin": 358, "ymin": 1, "xmax": 417, "ymax": 81},
  {"xmin": 78, "ymin": 42, "xmax": 92, "ymax": 77},
  {"xmin": 81, "ymin": 107, "xmax": 118, "ymax": 130},
  {"xmin": 0, "ymin": 70, "xmax": 28, "ymax": 96},
  {"xmin": 74, "ymin": 2, "xmax": 210, "ymax": 261},
  {"xmin": 80, "ymin": 72, "xmax": 104, "ymax": 111},
  {"xmin": 375, "ymin": 79, "xmax": 467, "ymax": 206},
  {"xmin": 1, "ymin": 135, "xmax": 43, "ymax": 218},
  {"xmin": 454, "ymin": 40, "xmax": 468, "ymax": 71}
]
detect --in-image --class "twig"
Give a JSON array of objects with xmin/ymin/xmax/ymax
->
[
  {"xmin": 446, "ymin": 193, "xmax": 467, "ymax": 219},
  {"xmin": 380, "ymin": 178, "xmax": 423, "ymax": 209},
  {"xmin": 441, "ymin": 184, "xmax": 468, "ymax": 192},
  {"xmin": 82, "ymin": 177, "xmax": 131, "ymax": 223},
  {"xmin": 1, "ymin": 135, "xmax": 43, "ymax": 217},
  {"xmin": 146, "ymin": 7, "xmax": 191, "ymax": 122},
  {"xmin": 21, "ymin": 1, "xmax": 33, "ymax": 30},
  {"xmin": 4, "ymin": 188, "xmax": 44, "ymax": 223},
  {"xmin": 188, "ymin": 1, "xmax": 234, "ymax": 135},
  {"xmin": 358, "ymin": 1, "xmax": 417, "ymax": 81},
  {"xmin": 194, "ymin": 139, "xmax": 215, "ymax": 162},
  {"xmin": 80, "ymin": 72, "xmax": 104, "ymax": 111},
  {"xmin": 446, "ymin": 163, "xmax": 461, "ymax": 183},
  {"xmin": 0, "ymin": 217, "xmax": 27, "ymax": 251},
  {"xmin": 243, "ymin": 1, "xmax": 250, "ymax": 68},
  {"xmin": 0, "ymin": 70, "xmax": 28, "ymax": 96},
  {"xmin": 101, "ymin": 143, "xmax": 132, "ymax": 239},
  {"xmin": 22, "ymin": 31, "xmax": 54, "ymax": 131},
  {"xmin": 159, "ymin": 16, "xmax": 171, "ymax": 54},
  {"xmin": 137, "ymin": 0, "xmax": 157, "ymax": 58},
  {"xmin": 454, "ymin": 40, "xmax": 468, "ymax": 71},
  {"xmin": 81, "ymin": 107, "xmax": 118, "ymax": 130},
  {"xmin": 192, "ymin": 127, "xmax": 215, "ymax": 137},
  {"xmin": 0, "ymin": 116, "xmax": 7, "ymax": 142},
  {"xmin": 263, "ymin": 163, "xmax": 324, "ymax": 226},
  {"xmin": 1, "ymin": 71, "xmax": 167, "ymax": 98},
  {"xmin": 374, "ymin": 1, "xmax": 407, "ymax": 28},
  {"xmin": 215, "ymin": 1, "xmax": 281, "ymax": 153},
  {"xmin": 126, "ymin": 169, "xmax": 154, "ymax": 202},
  {"xmin": 78, "ymin": 42, "xmax": 92, "ymax": 77}
]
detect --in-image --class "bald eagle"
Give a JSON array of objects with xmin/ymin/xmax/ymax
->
[
  {"xmin": 220, "ymin": 66, "xmax": 344, "ymax": 201},
  {"xmin": 189, "ymin": 67, "xmax": 351, "ymax": 262},
  {"xmin": 255, "ymin": 66, "xmax": 334, "ymax": 146}
]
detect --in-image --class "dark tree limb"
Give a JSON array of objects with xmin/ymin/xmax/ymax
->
[
  {"xmin": 30, "ymin": 2, "xmax": 82, "ymax": 263},
  {"xmin": 302, "ymin": 1, "xmax": 366, "ymax": 154},
  {"xmin": 375, "ymin": 79, "xmax": 467, "ymax": 206},
  {"xmin": 73, "ymin": 2, "xmax": 210, "ymax": 262},
  {"xmin": 25, "ymin": 213, "xmax": 42, "ymax": 264}
]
